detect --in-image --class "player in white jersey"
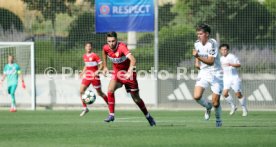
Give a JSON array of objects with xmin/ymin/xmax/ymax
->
[
  {"xmin": 220, "ymin": 44, "xmax": 248, "ymax": 116},
  {"xmin": 192, "ymin": 24, "xmax": 223, "ymax": 127}
]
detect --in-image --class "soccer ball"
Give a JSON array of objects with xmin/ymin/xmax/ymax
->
[{"xmin": 82, "ymin": 90, "xmax": 96, "ymax": 104}]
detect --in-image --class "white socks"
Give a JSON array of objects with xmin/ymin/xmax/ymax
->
[
  {"xmin": 238, "ymin": 96, "xmax": 247, "ymax": 110},
  {"xmin": 225, "ymin": 94, "xmax": 235, "ymax": 108},
  {"xmin": 196, "ymin": 98, "xmax": 211, "ymax": 109}
]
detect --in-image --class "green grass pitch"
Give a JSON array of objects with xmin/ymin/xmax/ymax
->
[{"xmin": 0, "ymin": 110, "xmax": 276, "ymax": 147}]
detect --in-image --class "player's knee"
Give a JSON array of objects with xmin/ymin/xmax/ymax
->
[
  {"xmin": 10, "ymin": 93, "xmax": 15, "ymax": 97},
  {"xmin": 235, "ymin": 92, "xmax": 242, "ymax": 98},
  {"xmin": 96, "ymin": 89, "xmax": 103, "ymax": 96},
  {"xmin": 80, "ymin": 89, "xmax": 85, "ymax": 95},
  {"xmin": 193, "ymin": 94, "xmax": 202, "ymax": 100},
  {"xmin": 212, "ymin": 101, "xmax": 220, "ymax": 108},
  {"xmin": 131, "ymin": 93, "xmax": 140, "ymax": 102},
  {"xmin": 223, "ymin": 91, "xmax": 229, "ymax": 97},
  {"xmin": 108, "ymin": 89, "xmax": 115, "ymax": 93},
  {"xmin": 133, "ymin": 97, "xmax": 141, "ymax": 103}
]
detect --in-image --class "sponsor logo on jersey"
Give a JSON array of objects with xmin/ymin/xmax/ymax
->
[
  {"xmin": 108, "ymin": 56, "xmax": 127, "ymax": 64},
  {"xmin": 5, "ymin": 69, "xmax": 17, "ymax": 75},
  {"xmin": 85, "ymin": 61, "xmax": 98, "ymax": 67},
  {"xmin": 209, "ymin": 48, "xmax": 215, "ymax": 55},
  {"xmin": 198, "ymin": 53, "xmax": 208, "ymax": 58}
]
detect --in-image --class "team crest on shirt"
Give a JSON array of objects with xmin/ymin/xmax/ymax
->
[
  {"xmin": 209, "ymin": 48, "xmax": 215, "ymax": 55},
  {"xmin": 89, "ymin": 57, "xmax": 92, "ymax": 61}
]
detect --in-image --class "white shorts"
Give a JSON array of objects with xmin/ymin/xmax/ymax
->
[
  {"xmin": 195, "ymin": 70, "xmax": 223, "ymax": 95},
  {"xmin": 223, "ymin": 76, "xmax": 242, "ymax": 93}
]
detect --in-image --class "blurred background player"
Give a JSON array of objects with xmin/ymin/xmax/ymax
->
[
  {"xmin": 220, "ymin": 44, "xmax": 248, "ymax": 116},
  {"xmin": 102, "ymin": 32, "xmax": 156, "ymax": 126},
  {"xmin": 192, "ymin": 24, "xmax": 223, "ymax": 127},
  {"xmin": 79, "ymin": 42, "xmax": 108, "ymax": 117},
  {"xmin": 0, "ymin": 55, "xmax": 26, "ymax": 112}
]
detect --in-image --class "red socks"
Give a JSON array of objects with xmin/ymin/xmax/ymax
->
[
  {"xmin": 135, "ymin": 99, "xmax": 148, "ymax": 116},
  {"xmin": 82, "ymin": 101, "xmax": 87, "ymax": 108},
  {"xmin": 108, "ymin": 92, "xmax": 115, "ymax": 114}
]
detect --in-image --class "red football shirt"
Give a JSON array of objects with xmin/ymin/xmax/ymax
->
[
  {"xmin": 83, "ymin": 52, "xmax": 102, "ymax": 78},
  {"xmin": 103, "ymin": 42, "xmax": 131, "ymax": 72}
]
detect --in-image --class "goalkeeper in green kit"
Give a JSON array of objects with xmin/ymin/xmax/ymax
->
[{"xmin": 0, "ymin": 55, "xmax": 26, "ymax": 112}]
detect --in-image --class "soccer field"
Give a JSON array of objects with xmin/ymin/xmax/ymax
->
[{"xmin": 0, "ymin": 110, "xmax": 276, "ymax": 147}]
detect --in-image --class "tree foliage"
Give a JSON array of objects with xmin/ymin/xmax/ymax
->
[
  {"xmin": 67, "ymin": 12, "xmax": 106, "ymax": 50},
  {"xmin": 158, "ymin": 25, "xmax": 195, "ymax": 70},
  {"xmin": 173, "ymin": 0, "xmax": 272, "ymax": 43},
  {"xmin": 0, "ymin": 8, "xmax": 23, "ymax": 31},
  {"xmin": 22, "ymin": 0, "xmax": 76, "ymax": 22}
]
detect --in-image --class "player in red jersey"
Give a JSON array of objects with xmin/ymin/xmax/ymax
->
[
  {"xmin": 102, "ymin": 32, "xmax": 156, "ymax": 126},
  {"xmin": 79, "ymin": 42, "xmax": 108, "ymax": 117}
]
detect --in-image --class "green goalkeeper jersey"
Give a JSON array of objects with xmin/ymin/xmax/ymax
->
[{"xmin": 3, "ymin": 63, "xmax": 21, "ymax": 86}]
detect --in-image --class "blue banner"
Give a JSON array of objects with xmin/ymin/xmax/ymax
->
[{"xmin": 95, "ymin": 0, "xmax": 154, "ymax": 32}]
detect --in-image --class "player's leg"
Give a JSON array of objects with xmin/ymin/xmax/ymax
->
[
  {"xmin": 194, "ymin": 86, "xmax": 210, "ymax": 107},
  {"xmin": 211, "ymin": 93, "xmax": 222, "ymax": 127},
  {"xmin": 92, "ymin": 79, "xmax": 108, "ymax": 104},
  {"xmin": 79, "ymin": 79, "xmax": 90, "ymax": 116},
  {"xmin": 235, "ymin": 92, "xmax": 247, "ymax": 116},
  {"xmin": 104, "ymin": 79, "xmax": 122, "ymax": 122},
  {"xmin": 9, "ymin": 85, "xmax": 17, "ymax": 112},
  {"xmin": 124, "ymin": 74, "xmax": 156, "ymax": 126},
  {"xmin": 233, "ymin": 80, "xmax": 248, "ymax": 116},
  {"xmin": 95, "ymin": 88, "xmax": 108, "ymax": 104},
  {"xmin": 223, "ymin": 88, "xmax": 237, "ymax": 116},
  {"xmin": 129, "ymin": 91, "xmax": 156, "ymax": 126},
  {"xmin": 211, "ymin": 77, "xmax": 223, "ymax": 127},
  {"xmin": 194, "ymin": 80, "xmax": 212, "ymax": 120}
]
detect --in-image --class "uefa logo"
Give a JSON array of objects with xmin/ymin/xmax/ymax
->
[{"xmin": 100, "ymin": 5, "xmax": 110, "ymax": 15}]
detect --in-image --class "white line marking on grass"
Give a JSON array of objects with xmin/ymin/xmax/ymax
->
[{"xmin": 116, "ymin": 117, "xmax": 142, "ymax": 120}]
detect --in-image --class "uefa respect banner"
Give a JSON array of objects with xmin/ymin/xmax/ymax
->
[{"xmin": 95, "ymin": 0, "xmax": 154, "ymax": 32}]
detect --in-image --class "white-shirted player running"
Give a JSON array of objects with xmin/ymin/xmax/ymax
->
[
  {"xmin": 192, "ymin": 24, "xmax": 223, "ymax": 127},
  {"xmin": 219, "ymin": 44, "xmax": 248, "ymax": 116}
]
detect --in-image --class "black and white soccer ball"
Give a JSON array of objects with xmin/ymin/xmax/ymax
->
[{"xmin": 82, "ymin": 90, "xmax": 96, "ymax": 104}]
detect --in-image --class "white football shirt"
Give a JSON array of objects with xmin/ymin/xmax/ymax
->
[
  {"xmin": 220, "ymin": 53, "xmax": 240, "ymax": 77},
  {"xmin": 194, "ymin": 38, "xmax": 222, "ymax": 73}
]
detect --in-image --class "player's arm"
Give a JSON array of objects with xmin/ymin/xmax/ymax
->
[
  {"xmin": 95, "ymin": 54, "xmax": 103, "ymax": 76},
  {"xmin": 192, "ymin": 49, "xmax": 215, "ymax": 65},
  {"xmin": 80, "ymin": 66, "xmax": 86, "ymax": 78},
  {"xmin": 18, "ymin": 69, "xmax": 26, "ymax": 89},
  {"xmin": 230, "ymin": 55, "xmax": 241, "ymax": 68},
  {"xmin": 228, "ymin": 63, "xmax": 241, "ymax": 68},
  {"xmin": 0, "ymin": 74, "xmax": 6, "ymax": 85},
  {"xmin": 194, "ymin": 58, "xmax": 200, "ymax": 70},
  {"xmin": 126, "ymin": 54, "xmax": 136, "ymax": 73},
  {"xmin": 1, "ymin": 66, "xmax": 7, "ymax": 84},
  {"xmin": 122, "ymin": 45, "xmax": 136, "ymax": 73},
  {"xmin": 225, "ymin": 55, "xmax": 241, "ymax": 68},
  {"xmin": 102, "ymin": 49, "xmax": 108, "ymax": 76},
  {"xmin": 95, "ymin": 62, "xmax": 103, "ymax": 76}
]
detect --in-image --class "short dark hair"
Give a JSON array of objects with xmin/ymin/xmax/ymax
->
[
  {"xmin": 106, "ymin": 31, "xmax": 117, "ymax": 39},
  {"xmin": 85, "ymin": 42, "xmax": 93, "ymax": 46},
  {"xmin": 196, "ymin": 23, "xmax": 211, "ymax": 34},
  {"xmin": 219, "ymin": 44, "xmax": 230, "ymax": 50}
]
